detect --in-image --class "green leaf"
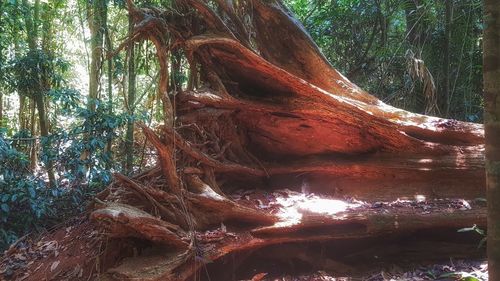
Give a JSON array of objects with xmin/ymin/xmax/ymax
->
[
  {"xmin": 1, "ymin": 194, "xmax": 9, "ymax": 202},
  {"xmin": 478, "ymin": 237, "xmax": 487, "ymax": 249},
  {"xmin": 461, "ymin": 276, "xmax": 480, "ymax": 281},
  {"xmin": 457, "ymin": 224, "xmax": 485, "ymax": 236},
  {"xmin": 1, "ymin": 203, "xmax": 9, "ymax": 213},
  {"xmin": 28, "ymin": 187, "xmax": 36, "ymax": 198},
  {"xmin": 440, "ymin": 272, "xmax": 479, "ymax": 281},
  {"xmin": 458, "ymin": 226, "xmax": 476, "ymax": 233},
  {"xmin": 438, "ymin": 272, "xmax": 458, "ymax": 278}
]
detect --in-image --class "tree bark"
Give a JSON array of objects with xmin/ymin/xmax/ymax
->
[
  {"xmin": 484, "ymin": 0, "xmax": 500, "ymax": 279},
  {"xmin": 93, "ymin": 0, "xmax": 485, "ymax": 278},
  {"xmin": 21, "ymin": 0, "xmax": 56, "ymax": 186},
  {"xmin": 0, "ymin": 91, "xmax": 3, "ymax": 127},
  {"xmin": 39, "ymin": 0, "xmax": 56, "ymax": 187},
  {"xmin": 5, "ymin": 1, "xmax": 487, "ymax": 280},
  {"xmin": 125, "ymin": 16, "xmax": 136, "ymax": 174},
  {"xmin": 105, "ymin": 12, "xmax": 113, "ymax": 168},
  {"xmin": 35, "ymin": 94, "xmax": 56, "ymax": 187},
  {"xmin": 444, "ymin": 0, "xmax": 453, "ymax": 117},
  {"xmin": 86, "ymin": 0, "xmax": 106, "ymax": 111},
  {"xmin": 0, "ymin": 5, "xmax": 3, "ymax": 129},
  {"xmin": 404, "ymin": 0, "xmax": 423, "ymax": 52}
]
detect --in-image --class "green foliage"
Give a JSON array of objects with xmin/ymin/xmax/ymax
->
[
  {"xmin": 0, "ymin": 0, "xmax": 160, "ymax": 251},
  {"xmin": 285, "ymin": 0, "xmax": 484, "ymax": 121},
  {"xmin": 53, "ymin": 100, "xmax": 126, "ymax": 185},
  {"xmin": 0, "ymin": 99, "xmax": 130, "ymax": 250},
  {"xmin": 435, "ymin": 271, "xmax": 481, "ymax": 281},
  {"xmin": 9, "ymin": 49, "xmax": 70, "ymax": 98},
  {"xmin": 0, "ymin": 135, "xmax": 59, "ymax": 249},
  {"xmin": 458, "ymin": 224, "xmax": 487, "ymax": 248}
]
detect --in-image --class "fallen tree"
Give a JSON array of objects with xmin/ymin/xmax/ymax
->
[{"xmin": 1, "ymin": 0, "xmax": 486, "ymax": 280}]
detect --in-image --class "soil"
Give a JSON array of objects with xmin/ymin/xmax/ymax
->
[{"xmin": 0, "ymin": 217, "xmax": 101, "ymax": 281}]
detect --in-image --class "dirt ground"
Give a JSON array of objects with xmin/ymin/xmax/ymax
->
[{"xmin": 0, "ymin": 217, "xmax": 101, "ymax": 281}]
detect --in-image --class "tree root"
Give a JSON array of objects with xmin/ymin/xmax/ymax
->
[{"xmin": 91, "ymin": 202, "xmax": 189, "ymax": 249}]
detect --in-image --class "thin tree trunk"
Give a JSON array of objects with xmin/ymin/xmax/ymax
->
[
  {"xmin": 404, "ymin": 0, "xmax": 424, "ymax": 112},
  {"xmin": 0, "ymin": 91, "xmax": 3, "ymax": 127},
  {"xmin": 105, "ymin": 11, "xmax": 113, "ymax": 169},
  {"xmin": 444, "ymin": 0, "xmax": 453, "ymax": 116},
  {"xmin": 0, "ymin": 5, "xmax": 3, "ymax": 129},
  {"xmin": 22, "ymin": 0, "xmax": 39, "ymax": 50},
  {"xmin": 19, "ymin": 95, "xmax": 26, "ymax": 131},
  {"xmin": 29, "ymin": 100, "xmax": 36, "ymax": 170},
  {"xmin": 21, "ymin": 0, "xmax": 57, "ymax": 187},
  {"xmin": 404, "ymin": 0, "xmax": 423, "ymax": 52},
  {"xmin": 81, "ymin": 0, "xmax": 107, "ymax": 177},
  {"xmin": 87, "ymin": 0, "xmax": 106, "ymax": 111},
  {"xmin": 125, "ymin": 16, "xmax": 136, "ymax": 174},
  {"xmin": 35, "ymin": 95, "xmax": 56, "ymax": 187},
  {"xmin": 13, "ymin": 37, "xmax": 27, "ymax": 131},
  {"xmin": 484, "ymin": 0, "xmax": 500, "ymax": 279}
]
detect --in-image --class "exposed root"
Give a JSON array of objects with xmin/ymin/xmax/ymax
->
[
  {"xmin": 91, "ymin": 202, "xmax": 189, "ymax": 249},
  {"xmin": 102, "ymin": 248, "xmax": 192, "ymax": 281},
  {"xmin": 1, "ymin": 0, "xmax": 486, "ymax": 280}
]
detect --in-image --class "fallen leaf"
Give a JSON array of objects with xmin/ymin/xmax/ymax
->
[
  {"xmin": 251, "ymin": 272, "xmax": 268, "ymax": 281},
  {"xmin": 13, "ymin": 253, "xmax": 26, "ymax": 261},
  {"xmin": 50, "ymin": 260, "xmax": 60, "ymax": 272}
]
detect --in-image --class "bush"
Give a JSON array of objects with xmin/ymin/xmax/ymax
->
[
  {"xmin": 0, "ymin": 136, "xmax": 58, "ymax": 249},
  {"xmin": 0, "ymin": 102, "xmax": 128, "ymax": 251}
]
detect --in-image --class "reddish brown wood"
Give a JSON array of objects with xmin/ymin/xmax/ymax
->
[{"xmin": 2, "ymin": 1, "xmax": 487, "ymax": 280}]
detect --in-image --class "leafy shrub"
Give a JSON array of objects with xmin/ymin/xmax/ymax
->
[
  {"xmin": 0, "ymin": 136, "xmax": 59, "ymax": 249},
  {"xmin": 0, "ymin": 100, "xmax": 129, "ymax": 251}
]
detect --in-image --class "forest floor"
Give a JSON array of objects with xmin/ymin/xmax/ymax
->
[{"xmin": 0, "ymin": 190, "xmax": 488, "ymax": 281}]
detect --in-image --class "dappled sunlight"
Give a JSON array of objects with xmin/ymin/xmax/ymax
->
[
  {"xmin": 271, "ymin": 191, "xmax": 365, "ymax": 227},
  {"xmin": 414, "ymin": 194, "xmax": 426, "ymax": 202},
  {"xmin": 417, "ymin": 158, "xmax": 433, "ymax": 163}
]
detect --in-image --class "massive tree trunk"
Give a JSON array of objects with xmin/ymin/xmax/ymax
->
[
  {"xmin": 3, "ymin": 0, "xmax": 486, "ymax": 280},
  {"xmin": 484, "ymin": 0, "xmax": 500, "ymax": 279}
]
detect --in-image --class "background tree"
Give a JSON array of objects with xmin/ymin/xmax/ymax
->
[
  {"xmin": 484, "ymin": 0, "xmax": 500, "ymax": 279},
  {"xmin": 86, "ymin": 0, "xmax": 107, "ymax": 111},
  {"xmin": 286, "ymin": 0, "xmax": 483, "ymax": 120},
  {"xmin": 124, "ymin": 16, "xmax": 136, "ymax": 174}
]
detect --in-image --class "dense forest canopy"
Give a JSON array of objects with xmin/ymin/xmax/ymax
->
[
  {"xmin": 288, "ymin": 0, "xmax": 484, "ymax": 119},
  {"xmin": 0, "ymin": 1, "xmax": 489, "ymax": 279}
]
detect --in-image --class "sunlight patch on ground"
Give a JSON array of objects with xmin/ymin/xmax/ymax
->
[
  {"xmin": 414, "ymin": 194, "xmax": 426, "ymax": 202},
  {"xmin": 271, "ymin": 190, "xmax": 364, "ymax": 227}
]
